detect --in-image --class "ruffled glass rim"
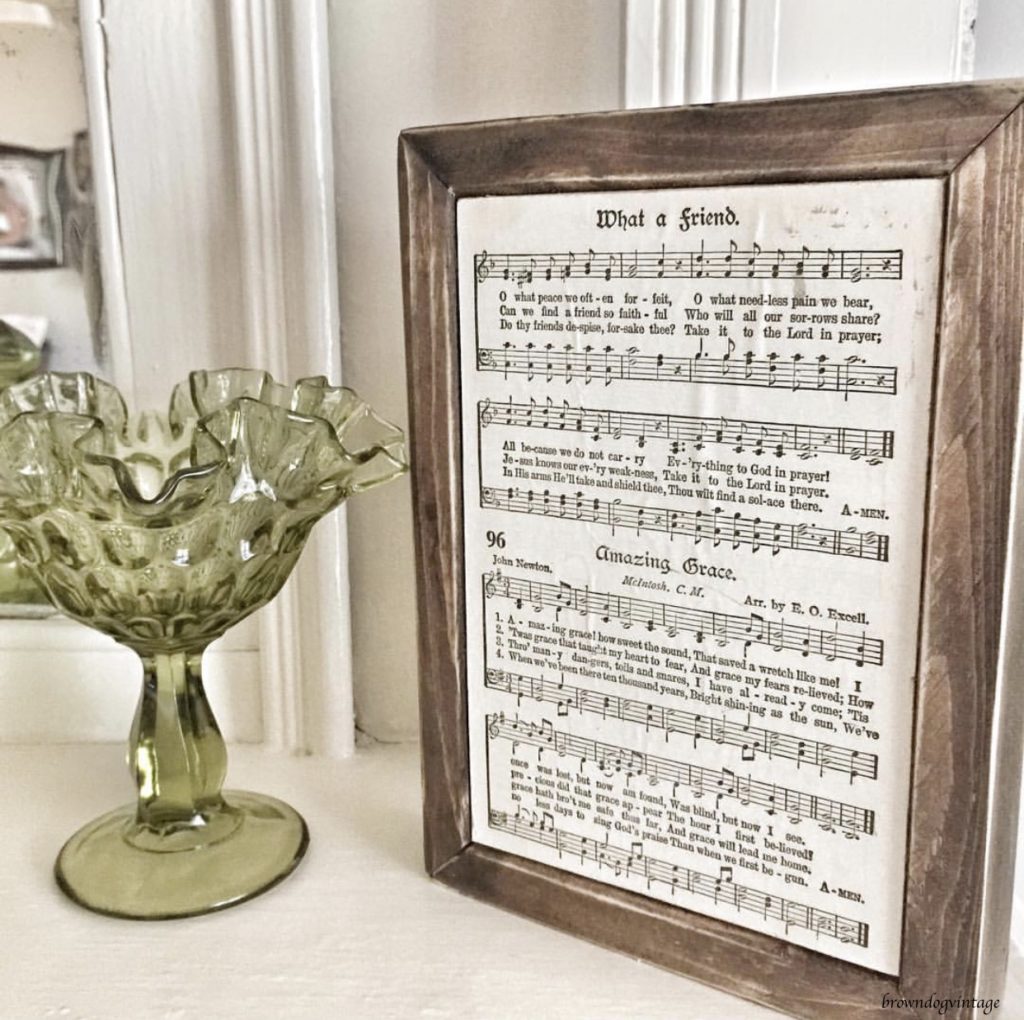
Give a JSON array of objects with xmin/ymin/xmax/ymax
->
[{"xmin": 0, "ymin": 368, "xmax": 408, "ymax": 517}]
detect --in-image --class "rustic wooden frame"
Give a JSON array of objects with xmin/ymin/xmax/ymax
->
[{"xmin": 399, "ymin": 81, "xmax": 1024, "ymax": 1018}]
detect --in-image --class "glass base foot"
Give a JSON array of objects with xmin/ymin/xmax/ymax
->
[{"xmin": 54, "ymin": 791, "xmax": 309, "ymax": 920}]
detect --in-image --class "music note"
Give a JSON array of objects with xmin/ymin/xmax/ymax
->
[
  {"xmin": 724, "ymin": 239, "xmax": 738, "ymax": 277},
  {"xmin": 747, "ymin": 241, "xmax": 761, "ymax": 277},
  {"xmin": 490, "ymin": 812, "xmax": 868, "ymax": 947},
  {"xmin": 486, "ymin": 574, "xmax": 883, "ymax": 667},
  {"xmin": 473, "ymin": 246, "xmax": 902, "ymax": 283}
]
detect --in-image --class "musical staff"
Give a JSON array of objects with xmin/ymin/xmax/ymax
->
[
  {"xmin": 474, "ymin": 246, "xmax": 902, "ymax": 285},
  {"xmin": 477, "ymin": 343, "xmax": 897, "ymax": 399},
  {"xmin": 478, "ymin": 397, "xmax": 894, "ymax": 465},
  {"xmin": 483, "ymin": 572, "xmax": 883, "ymax": 667},
  {"xmin": 487, "ymin": 714, "xmax": 874, "ymax": 837},
  {"xmin": 488, "ymin": 809, "xmax": 870, "ymax": 948},
  {"xmin": 484, "ymin": 667, "xmax": 878, "ymax": 783},
  {"xmin": 480, "ymin": 485, "xmax": 889, "ymax": 562}
]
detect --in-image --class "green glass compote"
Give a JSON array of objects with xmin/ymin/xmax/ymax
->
[{"xmin": 0, "ymin": 369, "xmax": 407, "ymax": 919}]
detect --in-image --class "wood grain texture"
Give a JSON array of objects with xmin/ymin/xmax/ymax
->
[
  {"xmin": 401, "ymin": 80, "xmax": 1024, "ymax": 1019},
  {"xmin": 904, "ymin": 103, "xmax": 1024, "ymax": 1007},
  {"xmin": 436, "ymin": 845, "xmax": 892, "ymax": 1018},
  {"xmin": 399, "ymin": 138, "xmax": 470, "ymax": 873},
  {"xmin": 401, "ymin": 80, "xmax": 1024, "ymax": 196}
]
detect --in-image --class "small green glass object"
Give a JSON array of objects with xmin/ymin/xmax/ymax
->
[
  {"xmin": 0, "ymin": 369, "xmax": 408, "ymax": 919},
  {"xmin": 0, "ymin": 320, "xmax": 42, "ymax": 387}
]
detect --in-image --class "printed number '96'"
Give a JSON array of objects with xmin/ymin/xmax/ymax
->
[{"xmin": 486, "ymin": 530, "xmax": 506, "ymax": 549}]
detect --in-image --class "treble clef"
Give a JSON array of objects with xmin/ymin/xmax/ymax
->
[
  {"xmin": 484, "ymin": 571, "xmax": 500, "ymax": 598},
  {"xmin": 479, "ymin": 398, "xmax": 495, "ymax": 427},
  {"xmin": 487, "ymin": 713, "xmax": 502, "ymax": 739},
  {"xmin": 476, "ymin": 250, "xmax": 491, "ymax": 284}
]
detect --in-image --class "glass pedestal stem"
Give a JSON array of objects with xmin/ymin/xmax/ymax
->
[{"xmin": 131, "ymin": 649, "xmax": 227, "ymax": 834}]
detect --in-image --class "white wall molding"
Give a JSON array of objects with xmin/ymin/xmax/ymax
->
[
  {"xmin": 625, "ymin": 0, "xmax": 976, "ymax": 112},
  {"xmin": 78, "ymin": 0, "xmax": 135, "ymax": 402},
  {"xmin": 225, "ymin": 0, "xmax": 354, "ymax": 758},
  {"xmin": 3, "ymin": 0, "xmax": 355, "ymax": 754},
  {"xmin": 952, "ymin": 0, "xmax": 978, "ymax": 82},
  {"xmin": 624, "ymin": 0, "xmax": 746, "ymax": 108}
]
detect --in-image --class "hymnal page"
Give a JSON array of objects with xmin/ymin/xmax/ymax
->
[{"xmin": 459, "ymin": 180, "xmax": 943, "ymax": 975}]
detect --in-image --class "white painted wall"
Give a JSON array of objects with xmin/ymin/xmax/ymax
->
[
  {"xmin": 975, "ymin": 0, "xmax": 1024, "ymax": 80},
  {"xmin": 760, "ymin": 0, "xmax": 973, "ymax": 96},
  {"xmin": 329, "ymin": 0, "xmax": 625, "ymax": 742},
  {"xmin": 0, "ymin": 8, "xmax": 85, "ymax": 150}
]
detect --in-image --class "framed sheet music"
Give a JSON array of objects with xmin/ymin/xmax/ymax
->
[{"xmin": 400, "ymin": 82, "xmax": 1024, "ymax": 1018}]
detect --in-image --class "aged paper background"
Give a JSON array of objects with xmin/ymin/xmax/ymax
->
[{"xmin": 459, "ymin": 180, "xmax": 943, "ymax": 974}]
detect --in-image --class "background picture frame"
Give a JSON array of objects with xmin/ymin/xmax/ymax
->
[
  {"xmin": 400, "ymin": 80, "xmax": 1024, "ymax": 1018},
  {"xmin": 0, "ymin": 144, "xmax": 64, "ymax": 268}
]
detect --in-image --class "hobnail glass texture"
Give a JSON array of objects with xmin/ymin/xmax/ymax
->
[
  {"xmin": 0, "ymin": 320, "xmax": 47, "ymax": 609},
  {"xmin": 0, "ymin": 369, "xmax": 408, "ymax": 918}
]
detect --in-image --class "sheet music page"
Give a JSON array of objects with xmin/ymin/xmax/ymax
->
[{"xmin": 458, "ymin": 180, "xmax": 943, "ymax": 974}]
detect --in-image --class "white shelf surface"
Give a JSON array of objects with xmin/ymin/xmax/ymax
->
[{"xmin": 2, "ymin": 742, "xmax": 1019, "ymax": 1019}]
